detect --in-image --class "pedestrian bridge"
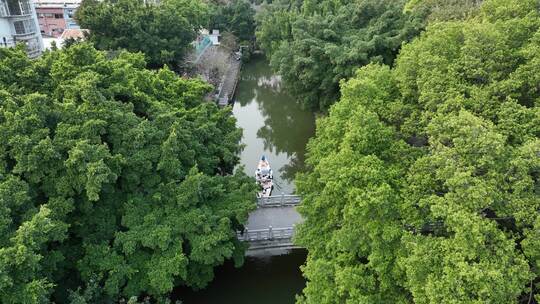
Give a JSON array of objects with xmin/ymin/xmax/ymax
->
[
  {"xmin": 237, "ymin": 195, "xmax": 303, "ymax": 254},
  {"xmin": 257, "ymin": 194, "xmax": 302, "ymax": 207}
]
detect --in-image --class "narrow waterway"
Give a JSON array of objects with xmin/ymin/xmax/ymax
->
[
  {"xmin": 233, "ymin": 56, "xmax": 316, "ymax": 194},
  {"xmin": 173, "ymin": 249, "xmax": 308, "ymax": 304},
  {"xmin": 172, "ymin": 56, "xmax": 315, "ymax": 303}
]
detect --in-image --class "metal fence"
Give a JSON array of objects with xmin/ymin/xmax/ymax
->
[
  {"xmin": 237, "ymin": 226, "xmax": 295, "ymax": 242},
  {"xmin": 193, "ymin": 36, "xmax": 212, "ymax": 63}
]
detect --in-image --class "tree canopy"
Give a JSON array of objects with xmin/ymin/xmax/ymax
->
[
  {"xmin": 0, "ymin": 44, "xmax": 255, "ymax": 303},
  {"xmin": 75, "ymin": 0, "xmax": 208, "ymax": 70},
  {"xmin": 295, "ymin": 0, "xmax": 540, "ymax": 302},
  {"xmin": 405, "ymin": 0, "xmax": 484, "ymax": 21},
  {"xmin": 256, "ymin": 0, "xmax": 425, "ymax": 111},
  {"xmin": 208, "ymin": 0, "xmax": 256, "ymax": 42}
]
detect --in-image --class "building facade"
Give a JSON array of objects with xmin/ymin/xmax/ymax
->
[
  {"xmin": 0, "ymin": 0, "xmax": 44, "ymax": 57},
  {"xmin": 35, "ymin": 0, "xmax": 81, "ymax": 38}
]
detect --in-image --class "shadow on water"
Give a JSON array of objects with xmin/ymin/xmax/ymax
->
[
  {"xmin": 171, "ymin": 249, "xmax": 307, "ymax": 304},
  {"xmin": 233, "ymin": 56, "xmax": 316, "ymax": 193}
]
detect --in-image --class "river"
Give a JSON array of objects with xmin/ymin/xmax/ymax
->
[
  {"xmin": 173, "ymin": 249, "xmax": 308, "ymax": 304},
  {"xmin": 172, "ymin": 56, "xmax": 315, "ymax": 303},
  {"xmin": 232, "ymin": 56, "xmax": 316, "ymax": 194}
]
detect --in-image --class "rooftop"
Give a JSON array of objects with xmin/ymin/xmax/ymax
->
[
  {"xmin": 60, "ymin": 28, "xmax": 86, "ymax": 39},
  {"xmin": 33, "ymin": 0, "xmax": 81, "ymax": 8}
]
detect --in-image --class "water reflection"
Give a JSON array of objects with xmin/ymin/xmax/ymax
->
[
  {"xmin": 233, "ymin": 56, "xmax": 315, "ymax": 194},
  {"xmin": 257, "ymin": 74, "xmax": 283, "ymax": 91}
]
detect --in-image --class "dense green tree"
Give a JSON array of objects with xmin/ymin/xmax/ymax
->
[
  {"xmin": 295, "ymin": 0, "xmax": 540, "ymax": 302},
  {"xmin": 405, "ymin": 0, "xmax": 483, "ymax": 21},
  {"xmin": 76, "ymin": 0, "xmax": 208, "ymax": 70},
  {"xmin": 0, "ymin": 44, "xmax": 255, "ymax": 303},
  {"xmin": 208, "ymin": 0, "xmax": 256, "ymax": 42},
  {"xmin": 257, "ymin": 0, "xmax": 425, "ymax": 110},
  {"xmin": 254, "ymin": 4, "xmax": 296, "ymax": 57}
]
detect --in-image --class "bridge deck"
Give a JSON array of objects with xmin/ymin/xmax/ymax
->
[
  {"xmin": 246, "ymin": 206, "xmax": 303, "ymax": 230},
  {"xmin": 238, "ymin": 195, "xmax": 303, "ymax": 253}
]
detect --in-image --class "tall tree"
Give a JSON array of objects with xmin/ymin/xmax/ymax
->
[
  {"xmin": 0, "ymin": 44, "xmax": 255, "ymax": 303},
  {"xmin": 76, "ymin": 0, "xmax": 209, "ymax": 70},
  {"xmin": 257, "ymin": 0, "xmax": 425, "ymax": 111},
  {"xmin": 208, "ymin": 0, "xmax": 256, "ymax": 42},
  {"xmin": 404, "ymin": 0, "xmax": 484, "ymax": 21},
  {"xmin": 295, "ymin": 0, "xmax": 540, "ymax": 302}
]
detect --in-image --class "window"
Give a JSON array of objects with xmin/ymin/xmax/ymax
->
[
  {"xmin": 13, "ymin": 19, "xmax": 34, "ymax": 35},
  {"xmin": 0, "ymin": 3, "xmax": 7, "ymax": 17},
  {"xmin": 54, "ymin": 13, "xmax": 63, "ymax": 18},
  {"xmin": 26, "ymin": 37, "xmax": 39, "ymax": 52},
  {"xmin": 7, "ymin": 0, "xmax": 31, "ymax": 15},
  {"xmin": 13, "ymin": 20, "xmax": 26, "ymax": 34}
]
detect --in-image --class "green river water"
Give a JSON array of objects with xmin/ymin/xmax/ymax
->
[{"xmin": 171, "ymin": 56, "xmax": 315, "ymax": 303}]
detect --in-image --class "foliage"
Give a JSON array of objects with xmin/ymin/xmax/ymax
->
[
  {"xmin": 75, "ymin": 0, "xmax": 208, "ymax": 70},
  {"xmin": 295, "ymin": 0, "xmax": 540, "ymax": 302},
  {"xmin": 0, "ymin": 44, "xmax": 256, "ymax": 303},
  {"xmin": 256, "ymin": 0, "xmax": 425, "ymax": 110},
  {"xmin": 404, "ymin": 0, "xmax": 484, "ymax": 21},
  {"xmin": 208, "ymin": 0, "xmax": 256, "ymax": 42}
]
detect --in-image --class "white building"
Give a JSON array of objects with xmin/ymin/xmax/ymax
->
[
  {"xmin": 0, "ymin": 0, "xmax": 44, "ymax": 58},
  {"xmin": 209, "ymin": 29, "xmax": 220, "ymax": 46}
]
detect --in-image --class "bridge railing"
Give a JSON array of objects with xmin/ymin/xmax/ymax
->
[
  {"xmin": 257, "ymin": 194, "xmax": 301, "ymax": 208},
  {"xmin": 237, "ymin": 226, "xmax": 294, "ymax": 242}
]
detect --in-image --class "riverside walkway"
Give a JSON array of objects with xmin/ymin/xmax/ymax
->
[
  {"xmin": 238, "ymin": 195, "xmax": 303, "ymax": 253},
  {"xmin": 217, "ymin": 57, "xmax": 241, "ymax": 107}
]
